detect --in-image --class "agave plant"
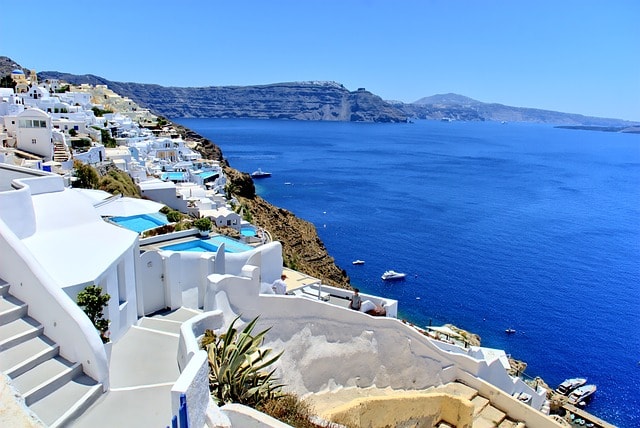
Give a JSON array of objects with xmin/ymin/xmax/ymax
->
[{"xmin": 203, "ymin": 315, "xmax": 284, "ymax": 407}]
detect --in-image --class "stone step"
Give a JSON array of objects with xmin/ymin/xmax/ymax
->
[
  {"xmin": 471, "ymin": 394, "xmax": 490, "ymax": 416},
  {"xmin": 28, "ymin": 374, "xmax": 103, "ymax": 427},
  {"xmin": 11, "ymin": 356, "xmax": 83, "ymax": 406},
  {"xmin": 0, "ymin": 279, "xmax": 9, "ymax": 296},
  {"xmin": 475, "ymin": 403, "xmax": 507, "ymax": 427},
  {"xmin": 0, "ymin": 293, "xmax": 28, "ymax": 324},
  {"xmin": 137, "ymin": 316, "xmax": 183, "ymax": 335},
  {"xmin": 497, "ymin": 419, "xmax": 523, "ymax": 428},
  {"xmin": 0, "ymin": 335, "xmax": 59, "ymax": 378},
  {"xmin": 148, "ymin": 306, "xmax": 202, "ymax": 323},
  {"xmin": 0, "ymin": 315, "xmax": 44, "ymax": 351}
]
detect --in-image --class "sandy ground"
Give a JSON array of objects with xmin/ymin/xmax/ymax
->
[
  {"xmin": 305, "ymin": 385, "xmax": 442, "ymax": 418},
  {"xmin": 0, "ymin": 374, "xmax": 44, "ymax": 428}
]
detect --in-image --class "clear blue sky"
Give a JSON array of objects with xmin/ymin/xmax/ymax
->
[{"xmin": 2, "ymin": 0, "xmax": 639, "ymax": 121}]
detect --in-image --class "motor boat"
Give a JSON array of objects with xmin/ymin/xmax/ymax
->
[
  {"xmin": 381, "ymin": 270, "xmax": 406, "ymax": 281},
  {"xmin": 505, "ymin": 328, "xmax": 516, "ymax": 334},
  {"xmin": 567, "ymin": 384, "xmax": 597, "ymax": 406},
  {"xmin": 556, "ymin": 377, "xmax": 587, "ymax": 395},
  {"xmin": 352, "ymin": 260, "xmax": 365, "ymax": 265},
  {"xmin": 251, "ymin": 168, "xmax": 271, "ymax": 178}
]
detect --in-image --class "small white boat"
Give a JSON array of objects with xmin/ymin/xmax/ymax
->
[
  {"xmin": 352, "ymin": 260, "xmax": 365, "ymax": 265},
  {"xmin": 568, "ymin": 384, "xmax": 597, "ymax": 406},
  {"xmin": 505, "ymin": 328, "xmax": 516, "ymax": 334},
  {"xmin": 251, "ymin": 168, "xmax": 271, "ymax": 178},
  {"xmin": 556, "ymin": 377, "xmax": 587, "ymax": 395},
  {"xmin": 381, "ymin": 270, "xmax": 406, "ymax": 281}
]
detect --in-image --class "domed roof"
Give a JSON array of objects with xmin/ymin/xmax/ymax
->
[{"xmin": 11, "ymin": 69, "xmax": 25, "ymax": 75}]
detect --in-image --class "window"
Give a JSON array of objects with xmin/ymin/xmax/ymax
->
[
  {"xmin": 18, "ymin": 119, "xmax": 47, "ymax": 128},
  {"xmin": 32, "ymin": 139, "xmax": 36, "ymax": 144}
]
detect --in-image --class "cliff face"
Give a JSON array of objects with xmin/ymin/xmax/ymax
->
[
  {"xmin": 396, "ymin": 92, "xmax": 636, "ymax": 126},
  {"xmin": 37, "ymin": 71, "xmax": 407, "ymax": 123}
]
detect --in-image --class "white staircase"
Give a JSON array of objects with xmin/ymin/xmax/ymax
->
[
  {"xmin": 52, "ymin": 142, "xmax": 70, "ymax": 163},
  {"xmin": 0, "ymin": 279, "xmax": 103, "ymax": 427}
]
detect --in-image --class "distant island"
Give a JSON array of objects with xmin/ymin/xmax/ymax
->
[{"xmin": 1, "ymin": 55, "xmax": 637, "ymax": 127}]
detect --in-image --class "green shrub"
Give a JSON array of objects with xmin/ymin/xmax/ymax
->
[
  {"xmin": 72, "ymin": 160, "xmax": 100, "ymax": 189},
  {"xmin": 166, "ymin": 210, "xmax": 182, "ymax": 223},
  {"xmin": 76, "ymin": 285, "xmax": 110, "ymax": 343},
  {"xmin": 194, "ymin": 216, "xmax": 212, "ymax": 232}
]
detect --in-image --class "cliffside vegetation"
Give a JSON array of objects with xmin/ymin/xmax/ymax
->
[{"xmin": 72, "ymin": 160, "xmax": 141, "ymax": 197}]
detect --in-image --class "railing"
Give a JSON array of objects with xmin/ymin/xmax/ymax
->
[{"xmin": 169, "ymin": 394, "xmax": 189, "ymax": 428}]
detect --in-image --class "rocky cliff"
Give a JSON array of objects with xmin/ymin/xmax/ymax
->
[
  {"xmin": 396, "ymin": 92, "xmax": 637, "ymax": 127},
  {"xmin": 36, "ymin": 70, "xmax": 407, "ymax": 123}
]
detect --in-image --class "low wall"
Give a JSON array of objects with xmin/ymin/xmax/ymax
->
[
  {"xmin": 171, "ymin": 351, "xmax": 213, "ymax": 428},
  {"xmin": 326, "ymin": 393, "xmax": 474, "ymax": 428},
  {"xmin": 205, "ymin": 273, "xmax": 541, "ymax": 414},
  {"xmin": 177, "ymin": 311, "xmax": 225, "ymax": 372},
  {"xmin": 220, "ymin": 404, "xmax": 291, "ymax": 428},
  {"xmin": 456, "ymin": 371, "xmax": 561, "ymax": 428}
]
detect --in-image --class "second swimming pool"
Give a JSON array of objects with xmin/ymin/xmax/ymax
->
[{"xmin": 160, "ymin": 235, "xmax": 253, "ymax": 253}]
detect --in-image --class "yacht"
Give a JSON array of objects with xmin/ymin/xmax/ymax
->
[
  {"xmin": 352, "ymin": 260, "xmax": 365, "ymax": 265},
  {"xmin": 381, "ymin": 270, "xmax": 406, "ymax": 281},
  {"xmin": 251, "ymin": 168, "xmax": 272, "ymax": 178},
  {"xmin": 567, "ymin": 384, "xmax": 597, "ymax": 406},
  {"xmin": 556, "ymin": 377, "xmax": 587, "ymax": 395}
]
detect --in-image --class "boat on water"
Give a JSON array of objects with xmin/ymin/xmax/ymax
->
[
  {"xmin": 505, "ymin": 328, "xmax": 516, "ymax": 334},
  {"xmin": 352, "ymin": 260, "xmax": 365, "ymax": 265},
  {"xmin": 251, "ymin": 168, "xmax": 272, "ymax": 178},
  {"xmin": 567, "ymin": 384, "xmax": 597, "ymax": 406},
  {"xmin": 556, "ymin": 377, "xmax": 587, "ymax": 395},
  {"xmin": 381, "ymin": 270, "xmax": 406, "ymax": 281}
]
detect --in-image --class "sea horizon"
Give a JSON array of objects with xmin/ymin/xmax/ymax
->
[{"xmin": 176, "ymin": 117, "xmax": 640, "ymax": 427}]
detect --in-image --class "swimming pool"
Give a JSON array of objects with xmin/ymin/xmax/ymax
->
[
  {"xmin": 161, "ymin": 172, "xmax": 186, "ymax": 181},
  {"xmin": 197, "ymin": 171, "xmax": 218, "ymax": 180},
  {"xmin": 111, "ymin": 213, "xmax": 168, "ymax": 233},
  {"xmin": 241, "ymin": 227, "xmax": 257, "ymax": 237},
  {"xmin": 160, "ymin": 235, "xmax": 253, "ymax": 253}
]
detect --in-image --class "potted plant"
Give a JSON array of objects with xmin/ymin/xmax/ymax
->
[{"xmin": 194, "ymin": 217, "xmax": 212, "ymax": 236}]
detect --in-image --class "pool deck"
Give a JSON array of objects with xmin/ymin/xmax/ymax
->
[{"xmin": 140, "ymin": 233, "xmax": 257, "ymax": 253}]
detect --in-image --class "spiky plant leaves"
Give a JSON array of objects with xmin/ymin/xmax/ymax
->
[{"xmin": 203, "ymin": 315, "xmax": 283, "ymax": 407}]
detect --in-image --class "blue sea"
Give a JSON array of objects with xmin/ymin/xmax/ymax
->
[{"xmin": 176, "ymin": 118, "xmax": 640, "ymax": 427}]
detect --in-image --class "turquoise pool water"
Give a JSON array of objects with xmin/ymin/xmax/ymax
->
[
  {"xmin": 161, "ymin": 172, "xmax": 186, "ymax": 181},
  {"xmin": 160, "ymin": 235, "xmax": 253, "ymax": 253},
  {"xmin": 197, "ymin": 171, "xmax": 217, "ymax": 179},
  {"xmin": 241, "ymin": 227, "xmax": 256, "ymax": 237},
  {"xmin": 111, "ymin": 213, "xmax": 168, "ymax": 233}
]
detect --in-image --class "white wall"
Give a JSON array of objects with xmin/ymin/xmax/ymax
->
[
  {"xmin": 202, "ymin": 271, "xmax": 542, "ymax": 410},
  {"xmin": 0, "ymin": 217, "xmax": 109, "ymax": 389},
  {"xmin": 16, "ymin": 109, "xmax": 52, "ymax": 159}
]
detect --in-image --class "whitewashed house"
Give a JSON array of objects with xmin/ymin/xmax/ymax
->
[{"xmin": 14, "ymin": 108, "xmax": 53, "ymax": 160}]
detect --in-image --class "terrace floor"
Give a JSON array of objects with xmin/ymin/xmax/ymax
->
[{"xmin": 72, "ymin": 307, "xmax": 201, "ymax": 427}]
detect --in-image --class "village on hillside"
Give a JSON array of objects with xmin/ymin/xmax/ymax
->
[{"xmin": 0, "ymin": 68, "xmax": 608, "ymax": 428}]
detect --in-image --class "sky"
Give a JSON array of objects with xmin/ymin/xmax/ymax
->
[{"xmin": 1, "ymin": 0, "xmax": 639, "ymax": 121}]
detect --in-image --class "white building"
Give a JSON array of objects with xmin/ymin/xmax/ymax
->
[{"xmin": 14, "ymin": 108, "xmax": 53, "ymax": 160}]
